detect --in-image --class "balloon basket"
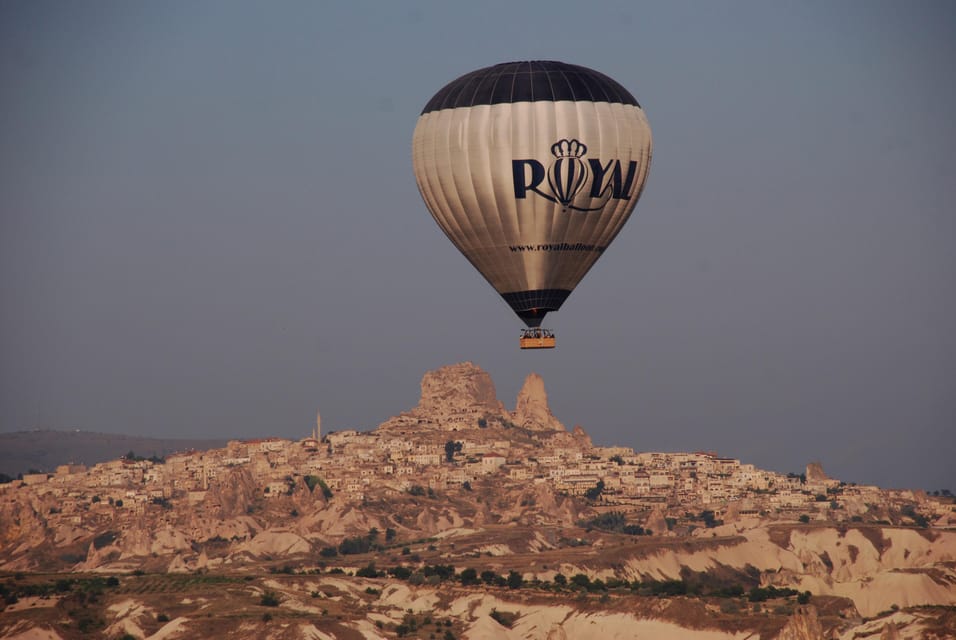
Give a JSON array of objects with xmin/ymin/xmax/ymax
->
[{"xmin": 519, "ymin": 328, "xmax": 556, "ymax": 350}]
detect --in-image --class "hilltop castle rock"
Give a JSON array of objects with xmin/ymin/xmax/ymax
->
[
  {"xmin": 415, "ymin": 361, "xmax": 506, "ymax": 418},
  {"xmin": 380, "ymin": 362, "xmax": 567, "ymax": 433}
]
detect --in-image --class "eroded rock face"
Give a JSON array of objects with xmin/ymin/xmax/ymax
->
[
  {"xmin": 513, "ymin": 373, "xmax": 565, "ymax": 432},
  {"xmin": 413, "ymin": 362, "xmax": 506, "ymax": 419},
  {"xmin": 776, "ymin": 606, "xmax": 825, "ymax": 640},
  {"xmin": 206, "ymin": 468, "xmax": 259, "ymax": 518},
  {"xmin": 805, "ymin": 462, "xmax": 829, "ymax": 483}
]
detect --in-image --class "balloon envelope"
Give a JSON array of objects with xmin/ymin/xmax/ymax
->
[{"xmin": 412, "ymin": 61, "xmax": 652, "ymax": 327}]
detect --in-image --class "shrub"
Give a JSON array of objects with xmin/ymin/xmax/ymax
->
[
  {"xmin": 339, "ymin": 535, "xmax": 373, "ymax": 555},
  {"xmin": 260, "ymin": 591, "xmax": 281, "ymax": 607},
  {"xmin": 384, "ymin": 566, "xmax": 409, "ymax": 580},
  {"xmin": 570, "ymin": 574, "xmax": 591, "ymax": 590},
  {"xmin": 584, "ymin": 480, "xmax": 605, "ymax": 501},
  {"xmin": 157, "ymin": 613, "xmax": 170, "ymax": 622},
  {"xmin": 507, "ymin": 570, "xmax": 523, "ymax": 589},
  {"xmin": 304, "ymin": 475, "xmax": 333, "ymax": 499}
]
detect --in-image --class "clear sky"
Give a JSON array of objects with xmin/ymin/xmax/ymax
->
[{"xmin": 2, "ymin": 1, "xmax": 954, "ymax": 490}]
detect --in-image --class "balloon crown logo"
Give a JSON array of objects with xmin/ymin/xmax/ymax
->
[
  {"xmin": 551, "ymin": 139, "xmax": 588, "ymax": 159},
  {"xmin": 512, "ymin": 139, "xmax": 641, "ymax": 213}
]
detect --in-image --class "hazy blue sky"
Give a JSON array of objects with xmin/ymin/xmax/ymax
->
[{"xmin": 2, "ymin": 1, "xmax": 953, "ymax": 490}]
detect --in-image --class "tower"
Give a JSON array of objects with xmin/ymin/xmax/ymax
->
[{"xmin": 315, "ymin": 411, "xmax": 321, "ymax": 442}]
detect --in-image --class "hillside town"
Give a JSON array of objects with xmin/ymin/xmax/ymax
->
[
  {"xmin": 2, "ymin": 363, "xmax": 950, "ymax": 540},
  {"xmin": 2, "ymin": 364, "xmax": 955, "ymax": 640}
]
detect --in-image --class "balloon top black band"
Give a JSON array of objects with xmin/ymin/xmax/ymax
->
[{"xmin": 421, "ymin": 61, "xmax": 640, "ymax": 115}]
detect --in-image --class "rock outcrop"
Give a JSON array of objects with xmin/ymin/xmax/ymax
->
[
  {"xmin": 805, "ymin": 462, "xmax": 829, "ymax": 483},
  {"xmin": 776, "ymin": 606, "xmax": 824, "ymax": 640},
  {"xmin": 512, "ymin": 373, "xmax": 565, "ymax": 431},
  {"xmin": 380, "ymin": 362, "xmax": 508, "ymax": 431},
  {"xmin": 415, "ymin": 362, "xmax": 506, "ymax": 417}
]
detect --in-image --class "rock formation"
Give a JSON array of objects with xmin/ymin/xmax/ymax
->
[
  {"xmin": 805, "ymin": 462, "xmax": 829, "ymax": 483},
  {"xmin": 415, "ymin": 362, "xmax": 505, "ymax": 416},
  {"xmin": 513, "ymin": 373, "xmax": 565, "ymax": 431},
  {"xmin": 380, "ymin": 362, "xmax": 508, "ymax": 431},
  {"xmin": 776, "ymin": 606, "xmax": 825, "ymax": 640}
]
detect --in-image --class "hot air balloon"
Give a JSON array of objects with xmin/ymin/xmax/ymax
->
[{"xmin": 412, "ymin": 61, "xmax": 652, "ymax": 349}]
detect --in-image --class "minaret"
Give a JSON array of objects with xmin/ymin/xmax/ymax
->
[{"xmin": 315, "ymin": 411, "xmax": 321, "ymax": 442}]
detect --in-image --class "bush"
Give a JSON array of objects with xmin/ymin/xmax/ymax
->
[
  {"xmin": 260, "ymin": 591, "xmax": 281, "ymax": 607},
  {"xmin": 408, "ymin": 485, "xmax": 426, "ymax": 496},
  {"xmin": 339, "ymin": 535, "xmax": 374, "ymax": 555},
  {"xmin": 799, "ymin": 514, "xmax": 811, "ymax": 524},
  {"xmin": 570, "ymin": 574, "xmax": 591, "ymax": 590},
  {"xmin": 423, "ymin": 564, "xmax": 455, "ymax": 581},
  {"xmin": 157, "ymin": 613, "xmax": 170, "ymax": 622},
  {"xmin": 507, "ymin": 570, "xmax": 523, "ymax": 589},
  {"xmin": 584, "ymin": 480, "xmax": 605, "ymax": 501},
  {"xmin": 380, "ymin": 566, "xmax": 406, "ymax": 580}
]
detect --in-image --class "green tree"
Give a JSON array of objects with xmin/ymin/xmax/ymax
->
[
  {"xmin": 444, "ymin": 441, "xmax": 463, "ymax": 462},
  {"xmin": 507, "ymin": 570, "xmax": 523, "ymax": 589},
  {"xmin": 585, "ymin": 480, "xmax": 605, "ymax": 501}
]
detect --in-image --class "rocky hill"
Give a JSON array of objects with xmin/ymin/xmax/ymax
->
[{"xmin": 1, "ymin": 362, "xmax": 954, "ymax": 640}]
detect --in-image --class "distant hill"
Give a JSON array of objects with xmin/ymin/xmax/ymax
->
[{"xmin": 0, "ymin": 430, "xmax": 228, "ymax": 476}]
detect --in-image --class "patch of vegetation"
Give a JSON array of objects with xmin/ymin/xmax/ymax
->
[
  {"xmin": 584, "ymin": 480, "xmax": 605, "ymax": 501},
  {"xmin": 583, "ymin": 511, "xmax": 651, "ymax": 535},
  {"xmin": 748, "ymin": 585, "xmax": 800, "ymax": 602},
  {"xmin": 260, "ymin": 591, "xmax": 281, "ymax": 607},
  {"xmin": 304, "ymin": 475, "xmax": 333, "ymax": 499},
  {"xmin": 356, "ymin": 562, "xmax": 380, "ymax": 578}
]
